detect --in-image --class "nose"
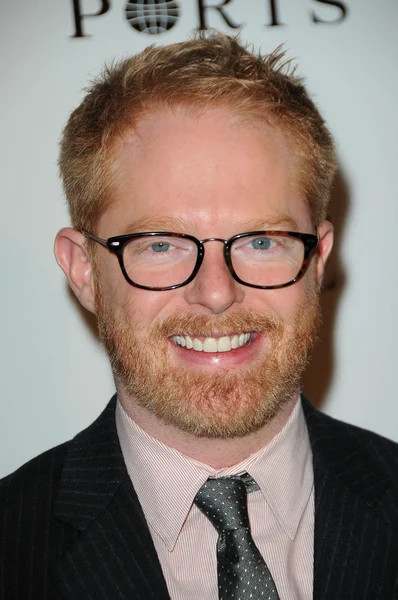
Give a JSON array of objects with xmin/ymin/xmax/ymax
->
[{"xmin": 183, "ymin": 241, "xmax": 244, "ymax": 314}]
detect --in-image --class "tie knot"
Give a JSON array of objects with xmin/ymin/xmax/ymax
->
[{"xmin": 194, "ymin": 474, "xmax": 251, "ymax": 533}]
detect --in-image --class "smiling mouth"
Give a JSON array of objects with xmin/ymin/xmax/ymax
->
[{"xmin": 170, "ymin": 333, "xmax": 253, "ymax": 353}]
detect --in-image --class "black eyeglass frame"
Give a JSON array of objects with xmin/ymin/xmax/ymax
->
[{"xmin": 82, "ymin": 229, "xmax": 319, "ymax": 291}]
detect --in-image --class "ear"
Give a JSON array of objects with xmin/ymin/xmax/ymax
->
[
  {"xmin": 316, "ymin": 220, "xmax": 334, "ymax": 288},
  {"xmin": 54, "ymin": 227, "xmax": 96, "ymax": 314}
]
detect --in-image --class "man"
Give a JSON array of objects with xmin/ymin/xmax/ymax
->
[{"xmin": 1, "ymin": 33, "xmax": 397, "ymax": 600}]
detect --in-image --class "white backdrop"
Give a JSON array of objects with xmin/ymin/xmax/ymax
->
[{"xmin": 1, "ymin": 0, "xmax": 397, "ymax": 477}]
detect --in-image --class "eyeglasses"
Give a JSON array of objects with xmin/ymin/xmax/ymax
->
[{"xmin": 82, "ymin": 229, "xmax": 318, "ymax": 291}]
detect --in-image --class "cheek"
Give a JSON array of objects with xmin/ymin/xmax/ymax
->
[
  {"xmin": 252, "ymin": 277, "xmax": 314, "ymax": 323},
  {"xmin": 119, "ymin": 288, "xmax": 182, "ymax": 330}
]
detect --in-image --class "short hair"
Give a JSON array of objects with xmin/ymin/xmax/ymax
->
[{"xmin": 59, "ymin": 32, "xmax": 337, "ymax": 233}]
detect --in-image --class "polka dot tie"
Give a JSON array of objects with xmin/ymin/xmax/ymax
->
[{"xmin": 194, "ymin": 473, "xmax": 280, "ymax": 600}]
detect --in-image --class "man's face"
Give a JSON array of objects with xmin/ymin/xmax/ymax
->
[{"xmin": 92, "ymin": 107, "xmax": 329, "ymax": 438}]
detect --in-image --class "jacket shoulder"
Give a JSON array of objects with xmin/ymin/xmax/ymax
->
[
  {"xmin": 0, "ymin": 442, "xmax": 70, "ymax": 552},
  {"xmin": 0, "ymin": 397, "xmax": 118, "ymax": 496},
  {"xmin": 0, "ymin": 441, "xmax": 68, "ymax": 496},
  {"xmin": 0, "ymin": 442, "xmax": 76, "ymax": 598},
  {"xmin": 303, "ymin": 397, "xmax": 398, "ymax": 506},
  {"xmin": 305, "ymin": 400, "xmax": 398, "ymax": 458}
]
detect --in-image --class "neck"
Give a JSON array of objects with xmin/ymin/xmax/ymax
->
[{"xmin": 116, "ymin": 387, "xmax": 299, "ymax": 469}]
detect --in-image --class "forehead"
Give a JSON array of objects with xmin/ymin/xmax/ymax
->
[{"xmin": 100, "ymin": 107, "xmax": 311, "ymax": 236}]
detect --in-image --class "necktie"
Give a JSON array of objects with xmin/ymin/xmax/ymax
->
[{"xmin": 194, "ymin": 473, "xmax": 280, "ymax": 600}]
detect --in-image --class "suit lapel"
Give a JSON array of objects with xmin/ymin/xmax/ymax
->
[
  {"xmin": 53, "ymin": 396, "xmax": 170, "ymax": 600},
  {"xmin": 303, "ymin": 398, "xmax": 398, "ymax": 600}
]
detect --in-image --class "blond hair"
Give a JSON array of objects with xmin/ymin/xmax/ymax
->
[{"xmin": 59, "ymin": 32, "xmax": 337, "ymax": 232}]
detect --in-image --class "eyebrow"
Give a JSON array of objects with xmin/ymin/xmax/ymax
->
[
  {"xmin": 238, "ymin": 215, "xmax": 300, "ymax": 231},
  {"xmin": 118, "ymin": 213, "xmax": 300, "ymax": 236},
  {"xmin": 120, "ymin": 216, "xmax": 194, "ymax": 235}
]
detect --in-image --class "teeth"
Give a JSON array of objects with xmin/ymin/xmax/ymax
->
[
  {"xmin": 193, "ymin": 338, "xmax": 203, "ymax": 351},
  {"xmin": 231, "ymin": 335, "xmax": 239, "ymax": 349},
  {"xmin": 218, "ymin": 336, "xmax": 232, "ymax": 353},
  {"xmin": 203, "ymin": 338, "xmax": 218, "ymax": 353},
  {"xmin": 171, "ymin": 333, "xmax": 252, "ymax": 353}
]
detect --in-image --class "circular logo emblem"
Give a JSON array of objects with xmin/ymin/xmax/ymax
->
[{"xmin": 125, "ymin": 1, "xmax": 180, "ymax": 34}]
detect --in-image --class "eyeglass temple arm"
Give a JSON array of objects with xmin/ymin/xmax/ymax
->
[{"xmin": 82, "ymin": 229, "xmax": 108, "ymax": 248}]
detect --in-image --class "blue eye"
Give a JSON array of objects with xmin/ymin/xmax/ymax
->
[
  {"xmin": 150, "ymin": 242, "xmax": 171, "ymax": 253},
  {"xmin": 250, "ymin": 237, "xmax": 272, "ymax": 250}
]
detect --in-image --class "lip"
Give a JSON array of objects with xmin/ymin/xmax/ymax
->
[{"xmin": 169, "ymin": 332, "xmax": 264, "ymax": 369}]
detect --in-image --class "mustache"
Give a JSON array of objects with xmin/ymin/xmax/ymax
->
[{"xmin": 151, "ymin": 311, "xmax": 284, "ymax": 339}]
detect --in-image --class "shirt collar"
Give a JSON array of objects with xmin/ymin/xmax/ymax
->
[
  {"xmin": 116, "ymin": 396, "xmax": 312, "ymax": 550},
  {"xmin": 244, "ymin": 398, "xmax": 313, "ymax": 540}
]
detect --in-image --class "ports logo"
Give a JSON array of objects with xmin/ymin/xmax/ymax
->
[{"xmin": 70, "ymin": 0, "xmax": 348, "ymax": 39}]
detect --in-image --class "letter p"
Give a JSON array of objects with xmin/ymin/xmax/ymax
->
[{"xmin": 71, "ymin": 0, "xmax": 111, "ymax": 38}]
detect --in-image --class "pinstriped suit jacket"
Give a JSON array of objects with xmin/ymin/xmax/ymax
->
[{"xmin": 1, "ymin": 395, "xmax": 398, "ymax": 600}]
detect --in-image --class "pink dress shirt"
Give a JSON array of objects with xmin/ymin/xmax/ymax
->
[{"xmin": 116, "ymin": 398, "xmax": 314, "ymax": 599}]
